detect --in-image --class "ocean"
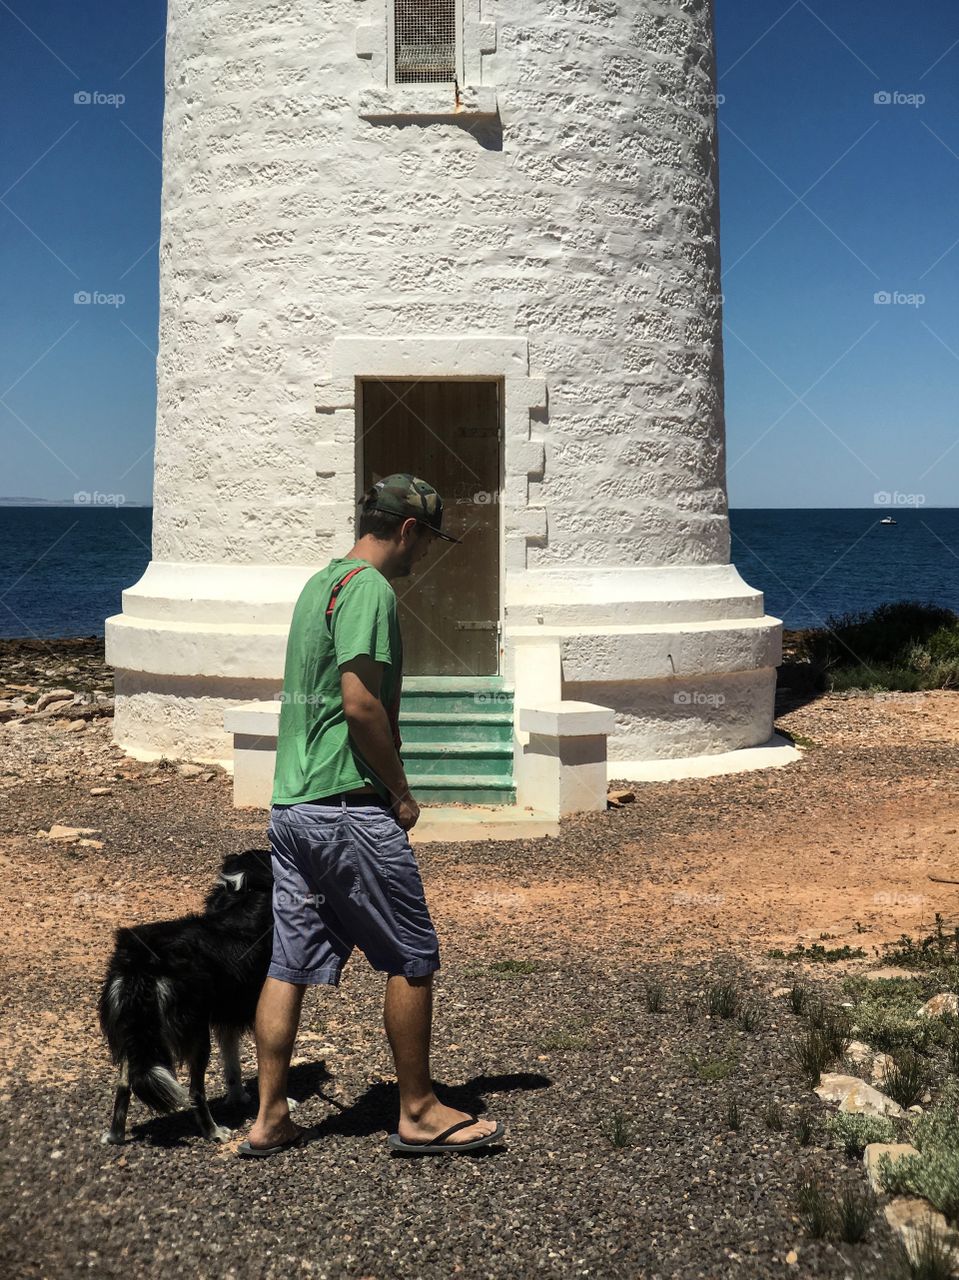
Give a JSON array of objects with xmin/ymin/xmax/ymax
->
[{"xmin": 0, "ymin": 506, "xmax": 957, "ymax": 638}]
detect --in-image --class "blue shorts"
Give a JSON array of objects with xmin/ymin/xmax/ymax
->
[{"xmin": 266, "ymin": 797, "xmax": 441, "ymax": 986}]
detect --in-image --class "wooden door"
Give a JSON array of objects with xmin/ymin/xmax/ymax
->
[{"xmin": 360, "ymin": 379, "xmax": 500, "ymax": 676}]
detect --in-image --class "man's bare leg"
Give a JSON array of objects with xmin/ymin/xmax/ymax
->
[
  {"xmin": 384, "ymin": 973, "xmax": 498, "ymax": 1144},
  {"xmin": 247, "ymin": 977, "xmax": 307, "ymax": 1148}
]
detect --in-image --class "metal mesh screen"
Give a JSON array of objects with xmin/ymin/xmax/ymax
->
[{"xmin": 394, "ymin": 0, "xmax": 457, "ymax": 84}]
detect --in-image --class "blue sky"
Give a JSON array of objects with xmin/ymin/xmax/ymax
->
[{"xmin": 1, "ymin": 0, "xmax": 957, "ymax": 508}]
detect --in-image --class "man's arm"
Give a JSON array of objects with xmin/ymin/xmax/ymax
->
[{"xmin": 340, "ymin": 656, "xmax": 410, "ymax": 803}]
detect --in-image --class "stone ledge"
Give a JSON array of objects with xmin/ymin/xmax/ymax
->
[{"xmin": 357, "ymin": 85, "xmax": 498, "ymax": 121}]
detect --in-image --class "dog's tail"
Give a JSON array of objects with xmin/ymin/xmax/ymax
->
[{"xmin": 98, "ymin": 949, "xmax": 190, "ymax": 1114}]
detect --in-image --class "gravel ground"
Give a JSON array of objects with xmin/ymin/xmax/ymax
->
[{"xmin": 2, "ymin": 639, "xmax": 958, "ymax": 1279}]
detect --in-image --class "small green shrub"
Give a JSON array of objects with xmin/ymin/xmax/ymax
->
[
  {"xmin": 835, "ymin": 1184, "xmax": 876, "ymax": 1243},
  {"xmin": 763, "ymin": 1101, "xmax": 784, "ymax": 1131},
  {"xmin": 737, "ymin": 1002, "xmax": 762, "ymax": 1032},
  {"xmin": 806, "ymin": 1002, "xmax": 852, "ymax": 1060},
  {"xmin": 687, "ymin": 1052, "xmax": 736, "ymax": 1082},
  {"xmin": 645, "ymin": 982, "xmax": 664, "ymax": 1013},
  {"xmin": 796, "ymin": 1175, "xmax": 833, "ymax": 1239},
  {"xmin": 789, "ymin": 982, "xmax": 809, "ymax": 1016},
  {"xmin": 796, "ymin": 601, "xmax": 959, "ymax": 692},
  {"xmin": 824, "ymin": 1111, "xmax": 895, "ymax": 1158},
  {"xmin": 793, "ymin": 1027, "xmax": 834, "ymax": 1083},
  {"xmin": 877, "ymin": 1079, "xmax": 959, "ymax": 1219},
  {"xmin": 725, "ymin": 1096, "xmax": 741, "ymax": 1131},
  {"xmin": 883, "ymin": 1050, "xmax": 930, "ymax": 1109},
  {"xmin": 851, "ymin": 997, "xmax": 934, "ymax": 1055},
  {"xmin": 706, "ymin": 982, "xmax": 739, "ymax": 1018},
  {"xmin": 795, "ymin": 1111, "xmax": 814, "ymax": 1146},
  {"xmin": 603, "ymin": 1109, "xmax": 633, "ymax": 1148}
]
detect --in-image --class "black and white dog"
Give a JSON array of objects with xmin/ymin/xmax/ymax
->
[{"xmin": 98, "ymin": 848, "xmax": 276, "ymax": 1144}]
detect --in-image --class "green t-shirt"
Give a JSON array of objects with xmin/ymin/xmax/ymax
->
[{"xmin": 271, "ymin": 557, "xmax": 403, "ymax": 805}]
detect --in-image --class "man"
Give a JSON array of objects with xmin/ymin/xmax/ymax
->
[{"xmin": 239, "ymin": 474, "xmax": 505, "ymax": 1157}]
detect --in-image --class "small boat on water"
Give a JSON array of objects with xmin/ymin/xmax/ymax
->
[{"xmin": 880, "ymin": 516, "xmax": 897, "ymax": 525}]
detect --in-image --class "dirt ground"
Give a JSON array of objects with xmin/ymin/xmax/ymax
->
[{"xmin": 2, "ymin": 646, "xmax": 959, "ymax": 1278}]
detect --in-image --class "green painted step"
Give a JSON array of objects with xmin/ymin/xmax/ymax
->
[
  {"xmin": 399, "ymin": 711, "xmax": 514, "ymax": 744},
  {"xmin": 405, "ymin": 773, "xmax": 517, "ymax": 807},
  {"xmin": 400, "ymin": 741, "xmax": 513, "ymax": 778},
  {"xmin": 400, "ymin": 676, "xmax": 514, "ymax": 718},
  {"xmin": 398, "ymin": 679, "xmax": 516, "ymax": 806}
]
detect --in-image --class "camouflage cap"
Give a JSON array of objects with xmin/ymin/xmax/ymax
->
[{"xmin": 359, "ymin": 473, "xmax": 460, "ymax": 543}]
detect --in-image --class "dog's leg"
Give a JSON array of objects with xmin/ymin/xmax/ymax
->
[
  {"xmin": 217, "ymin": 1027, "xmax": 251, "ymax": 1108},
  {"xmin": 217, "ymin": 1027, "xmax": 299, "ymax": 1113},
  {"xmin": 100, "ymin": 1058, "xmax": 131, "ymax": 1145},
  {"xmin": 187, "ymin": 1030, "xmax": 232, "ymax": 1143}
]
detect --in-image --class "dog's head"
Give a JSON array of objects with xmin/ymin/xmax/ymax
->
[{"xmin": 204, "ymin": 849, "xmax": 274, "ymax": 914}]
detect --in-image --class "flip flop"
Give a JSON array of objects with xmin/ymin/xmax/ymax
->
[
  {"xmin": 388, "ymin": 1115, "xmax": 505, "ymax": 1155},
  {"xmin": 236, "ymin": 1129, "xmax": 307, "ymax": 1159}
]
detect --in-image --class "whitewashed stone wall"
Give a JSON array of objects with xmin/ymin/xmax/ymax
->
[
  {"xmin": 153, "ymin": 0, "xmax": 728, "ymax": 569},
  {"xmin": 107, "ymin": 0, "xmax": 784, "ymax": 773}
]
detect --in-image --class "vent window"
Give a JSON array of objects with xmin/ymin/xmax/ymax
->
[{"xmin": 393, "ymin": 0, "xmax": 457, "ymax": 84}]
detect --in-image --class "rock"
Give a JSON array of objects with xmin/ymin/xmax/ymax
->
[
  {"xmin": 884, "ymin": 1197, "xmax": 959, "ymax": 1266},
  {"xmin": 89, "ymin": 787, "xmax": 112, "ymax": 796},
  {"xmin": 839, "ymin": 1081, "xmax": 904, "ymax": 1119},
  {"xmin": 815, "ymin": 1073, "xmax": 866, "ymax": 1104},
  {"xmin": 177, "ymin": 763, "xmax": 205, "ymax": 778},
  {"xmin": 36, "ymin": 699, "xmax": 76, "ymax": 719},
  {"xmin": 200, "ymin": 771, "xmax": 215, "ymax": 782},
  {"xmin": 785, "ymin": 1249, "xmax": 798, "ymax": 1265},
  {"xmin": 863, "ymin": 1142, "xmax": 919, "ymax": 1193},
  {"xmin": 917, "ymin": 993, "xmax": 959, "ymax": 1019},
  {"xmin": 607, "ymin": 788, "xmax": 635, "ymax": 807},
  {"xmin": 36, "ymin": 688, "xmax": 75, "ymax": 711},
  {"xmin": 77, "ymin": 838, "xmax": 104, "ymax": 849},
  {"xmin": 146, "ymin": 777, "xmax": 169, "ymax": 786},
  {"xmin": 871, "ymin": 1053, "xmax": 895, "ymax": 1085},
  {"xmin": 64, "ymin": 720, "xmax": 86, "ymax": 733},
  {"xmin": 864, "ymin": 967, "xmax": 924, "ymax": 981},
  {"xmin": 39, "ymin": 825, "xmax": 101, "ymax": 842},
  {"xmin": 771, "ymin": 986, "xmax": 791, "ymax": 998},
  {"xmin": 845, "ymin": 1040, "xmax": 874, "ymax": 1069}
]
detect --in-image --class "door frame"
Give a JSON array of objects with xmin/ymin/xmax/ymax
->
[
  {"xmin": 313, "ymin": 335, "xmax": 549, "ymax": 680},
  {"xmin": 357, "ymin": 374, "xmax": 504, "ymax": 676}
]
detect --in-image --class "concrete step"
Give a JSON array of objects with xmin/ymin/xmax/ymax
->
[
  {"xmin": 406, "ymin": 772, "xmax": 516, "ymax": 806},
  {"xmin": 399, "ymin": 710, "xmax": 514, "ymax": 744},
  {"xmin": 401, "ymin": 741, "xmax": 514, "ymax": 777},
  {"xmin": 400, "ymin": 677, "xmax": 514, "ymax": 717},
  {"xmin": 408, "ymin": 804, "xmax": 558, "ymax": 843}
]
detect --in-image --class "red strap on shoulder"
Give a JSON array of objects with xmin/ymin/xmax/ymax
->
[{"xmin": 325, "ymin": 565, "xmax": 368, "ymax": 629}]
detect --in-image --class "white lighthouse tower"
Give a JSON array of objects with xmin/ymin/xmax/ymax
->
[{"xmin": 106, "ymin": 0, "xmax": 784, "ymax": 805}]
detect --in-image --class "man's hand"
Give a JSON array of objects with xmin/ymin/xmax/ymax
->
[{"xmin": 390, "ymin": 792, "xmax": 420, "ymax": 831}]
